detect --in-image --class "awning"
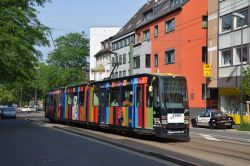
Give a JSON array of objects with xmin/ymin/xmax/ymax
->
[{"xmin": 91, "ymin": 64, "xmax": 105, "ymax": 72}]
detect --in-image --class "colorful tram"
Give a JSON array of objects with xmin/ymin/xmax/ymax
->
[{"xmin": 45, "ymin": 73, "xmax": 190, "ymax": 140}]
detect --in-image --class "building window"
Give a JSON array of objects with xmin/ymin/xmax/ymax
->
[
  {"xmin": 146, "ymin": 54, "xmax": 151, "ymax": 68},
  {"xmin": 143, "ymin": 9, "xmax": 153, "ymax": 21},
  {"xmin": 202, "ymin": 16, "xmax": 208, "ymax": 29},
  {"xmin": 123, "ymin": 70, "xmax": 126, "ymax": 77},
  {"xmin": 154, "ymin": 25, "xmax": 158, "ymax": 37},
  {"xmin": 119, "ymin": 55, "xmax": 122, "ymax": 65},
  {"xmin": 202, "ymin": 47, "xmax": 207, "ymax": 63},
  {"xmin": 165, "ymin": 18, "xmax": 175, "ymax": 32},
  {"xmin": 236, "ymin": 9, "xmax": 248, "ymax": 28},
  {"xmin": 137, "ymin": 33, "xmax": 141, "ymax": 44},
  {"xmin": 128, "ymin": 70, "xmax": 130, "ymax": 75},
  {"xmin": 154, "ymin": 54, "xmax": 158, "ymax": 67},
  {"xmin": 115, "ymin": 72, "xmax": 118, "ymax": 78},
  {"xmin": 221, "ymin": 15, "xmax": 232, "ymax": 32},
  {"xmin": 143, "ymin": 29, "xmax": 150, "ymax": 41},
  {"xmin": 112, "ymin": 44, "xmax": 115, "ymax": 51},
  {"xmin": 165, "ymin": 49, "xmax": 175, "ymax": 64},
  {"xmin": 220, "ymin": 49, "xmax": 231, "ymax": 66},
  {"xmin": 117, "ymin": 41, "xmax": 120, "ymax": 49},
  {"xmin": 234, "ymin": 45, "xmax": 248, "ymax": 64},
  {"xmin": 123, "ymin": 54, "xmax": 126, "ymax": 64},
  {"xmin": 170, "ymin": 0, "xmax": 184, "ymax": 8},
  {"xmin": 128, "ymin": 52, "xmax": 130, "ymax": 63},
  {"xmin": 111, "ymin": 57, "xmax": 115, "ymax": 67},
  {"xmin": 119, "ymin": 71, "xmax": 122, "ymax": 77},
  {"xmin": 115, "ymin": 55, "xmax": 118, "ymax": 63},
  {"xmin": 134, "ymin": 56, "xmax": 140, "ymax": 69}
]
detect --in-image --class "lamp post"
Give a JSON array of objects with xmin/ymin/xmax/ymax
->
[
  {"xmin": 232, "ymin": 12, "xmax": 245, "ymax": 125},
  {"xmin": 34, "ymin": 67, "xmax": 40, "ymax": 110}
]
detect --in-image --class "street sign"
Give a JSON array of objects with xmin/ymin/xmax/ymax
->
[{"xmin": 203, "ymin": 64, "xmax": 211, "ymax": 77}]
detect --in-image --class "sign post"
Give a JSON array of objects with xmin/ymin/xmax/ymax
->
[{"xmin": 203, "ymin": 64, "xmax": 211, "ymax": 111}]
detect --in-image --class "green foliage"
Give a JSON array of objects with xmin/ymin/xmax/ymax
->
[
  {"xmin": 241, "ymin": 66, "xmax": 250, "ymax": 98},
  {"xmin": 0, "ymin": 0, "xmax": 50, "ymax": 83},
  {"xmin": 236, "ymin": 122, "xmax": 250, "ymax": 131},
  {"xmin": 46, "ymin": 32, "xmax": 89, "ymax": 88}
]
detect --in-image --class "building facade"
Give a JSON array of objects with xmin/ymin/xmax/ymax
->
[
  {"xmin": 91, "ymin": 37, "xmax": 114, "ymax": 81},
  {"xmin": 90, "ymin": 27, "xmax": 120, "ymax": 81},
  {"xmin": 218, "ymin": 0, "xmax": 250, "ymax": 114},
  {"xmin": 111, "ymin": 0, "xmax": 161, "ymax": 78},
  {"xmin": 207, "ymin": 0, "xmax": 219, "ymax": 109},
  {"xmin": 134, "ymin": 0, "xmax": 210, "ymax": 116}
]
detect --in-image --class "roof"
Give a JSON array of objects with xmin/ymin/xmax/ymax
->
[
  {"xmin": 112, "ymin": 0, "xmax": 189, "ymax": 41},
  {"xmin": 136, "ymin": 0, "xmax": 188, "ymax": 29},
  {"xmin": 112, "ymin": 0, "xmax": 167, "ymax": 40},
  {"xmin": 94, "ymin": 49, "xmax": 115, "ymax": 58}
]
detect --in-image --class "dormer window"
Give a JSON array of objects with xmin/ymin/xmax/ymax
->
[
  {"xmin": 143, "ymin": 9, "xmax": 153, "ymax": 21},
  {"xmin": 170, "ymin": 0, "xmax": 184, "ymax": 8}
]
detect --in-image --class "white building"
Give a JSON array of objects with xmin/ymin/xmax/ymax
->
[
  {"xmin": 218, "ymin": 0, "xmax": 250, "ymax": 113},
  {"xmin": 92, "ymin": 37, "xmax": 114, "ymax": 81},
  {"xmin": 90, "ymin": 27, "xmax": 120, "ymax": 81}
]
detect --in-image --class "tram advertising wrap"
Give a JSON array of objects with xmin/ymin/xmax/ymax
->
[{"xmin": 45, "ymin": 73, "xmax": 190, "ymax": 140}]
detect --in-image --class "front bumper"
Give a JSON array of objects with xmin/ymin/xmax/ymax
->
[{"xmin": 155, "ymin": 127, "xmax": 190, "ymax": 139}]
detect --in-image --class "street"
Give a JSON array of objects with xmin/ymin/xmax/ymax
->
[
  {"xmin": 15, "ymin": 111, "xmax": 250, "ymax": 166},
  {"xmin": 0, "ymin": 117, "xmax": 175, "ymax": 166}
]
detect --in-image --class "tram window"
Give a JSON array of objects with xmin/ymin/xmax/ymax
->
[
  {"xmin": 136, "ymin": 86, "xmax": 141, "ymax": 107},
  {"xmin": 122, "ymin": 86, "xmax": 133, "ymax": 107},
  {"xmin": 58, "ymin": 94, "xmax": 62, "ymax": 105},
  {"xmin": 110, "ymin": 87, "xmax": 120, "ymax": 106},
  {"xmin": 146, "ymin": 85, "xmax": 153, "ymax": 107},
  {"xmin": 46, "ymin": 95, "xmax": 52, "ymax": 106},
  {"xmin": 93, "ymin": 91, "xmax": 100, "ymax": 106},
  {"xmin": 68, "ymin": 94, "xmax": 73, "ymax": 105},
  {"xmin": 153, "ymin": 80, "xmax": 160, "ymax": 107},
  {"xmin": 79, "ymin": 92, "xmax": 84, "ymax": 106}
]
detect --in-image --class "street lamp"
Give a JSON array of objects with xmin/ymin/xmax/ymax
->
[
  {"xmin": 232, "ymin": 12, "xmax": 245, "ymax": 124},
  {"xmin": 34, "ymin": 67, "xmax": 40, "ymax": 110}
]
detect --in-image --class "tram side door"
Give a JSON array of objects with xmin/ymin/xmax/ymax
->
[{"xmin": 135, "ymin": 85, "xmax": 143, "ymax": 128}]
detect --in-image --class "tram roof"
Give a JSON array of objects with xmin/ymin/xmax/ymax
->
[{"xmin": 47, "ymin": 73, "xmax": 184, "ymax": 92}]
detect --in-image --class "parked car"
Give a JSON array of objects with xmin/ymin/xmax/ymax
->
[
  {"xmin": 0, "ymin": 107, "xmax": 16, "ymax": 119},
  {"xmin": 20, "ymin": 106, "xmax": 30, "ymax": 112},
  {"xmin": 191, "ymin": 110, "xmax": 234, "ymax": 129}
]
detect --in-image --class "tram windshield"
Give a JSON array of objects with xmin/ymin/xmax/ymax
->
[{"xmin": 161, "ymin": 77, "xmax": 188, "ymax": 109}]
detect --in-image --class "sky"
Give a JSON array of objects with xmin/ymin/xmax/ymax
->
[{"xmin": 36, "ymin": 0, "xmax": 147, "ymax": 60}]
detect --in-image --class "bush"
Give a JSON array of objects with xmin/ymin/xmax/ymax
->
[{"xmin": 236, "ymin": 122, "xmax": 250, "ymax": 131}]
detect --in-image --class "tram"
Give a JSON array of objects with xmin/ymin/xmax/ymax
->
[{"xmin": 45, "ymin": 73, "xmax": 190, "ymax": 140}]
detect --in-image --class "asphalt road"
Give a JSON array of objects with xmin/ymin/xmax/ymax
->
[
  {"xmin": 0, "ymin": 118, "xmax": 175, "ymax": 166},
  {"xmin": 15, "ymin": 112, "xmax": 250, "ymax": 166}
]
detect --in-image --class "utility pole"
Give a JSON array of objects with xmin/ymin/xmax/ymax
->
[
  {"xmin": 129, "ymin": 39, "xmax": 134, "ymax": 76},
  {"xmin": 20, "ymin": 84, "xmax": 22, "ymax": 108},
  {"xmin": 232, "ymin": 12, "xmax": 245, "ymax": 124},
  {"xmin": 240, "ymin": 17, "xmax": 244, "ymax": 125}
]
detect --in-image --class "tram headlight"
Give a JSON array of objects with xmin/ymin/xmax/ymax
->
[{"xmin": 162, "ymin": 119, "xmax": 168, "ymax": 124}]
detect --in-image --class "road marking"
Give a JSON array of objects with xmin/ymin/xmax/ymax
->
[
  {"xmin": 199, "ymin": 134, "xmax": 221, "ymax": 141},
  {"xmin": 192, "ymin": 132, "xmax": 250, "ymax": 143}
]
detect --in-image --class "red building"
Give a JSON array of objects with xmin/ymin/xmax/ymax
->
[{"xmin": 135, "ymin": 0, "xmax": 213, "ymax": 116}]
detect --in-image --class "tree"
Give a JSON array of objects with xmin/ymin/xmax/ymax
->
[
  {"xmin": 0, "ymin": 0, "xmax": 50, "ymax": 83},
  {"xmin": 241, "ymin": 66, "xmax": 250, "ymax": 98},
  {"xmin": 46, "ymin": 32, "xmax": 89, "ymax": 88}
]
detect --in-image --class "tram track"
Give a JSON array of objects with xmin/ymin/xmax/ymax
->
[{"xmin": 167, "ymin": 140, "xmax": 250, "ymax": 162}]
